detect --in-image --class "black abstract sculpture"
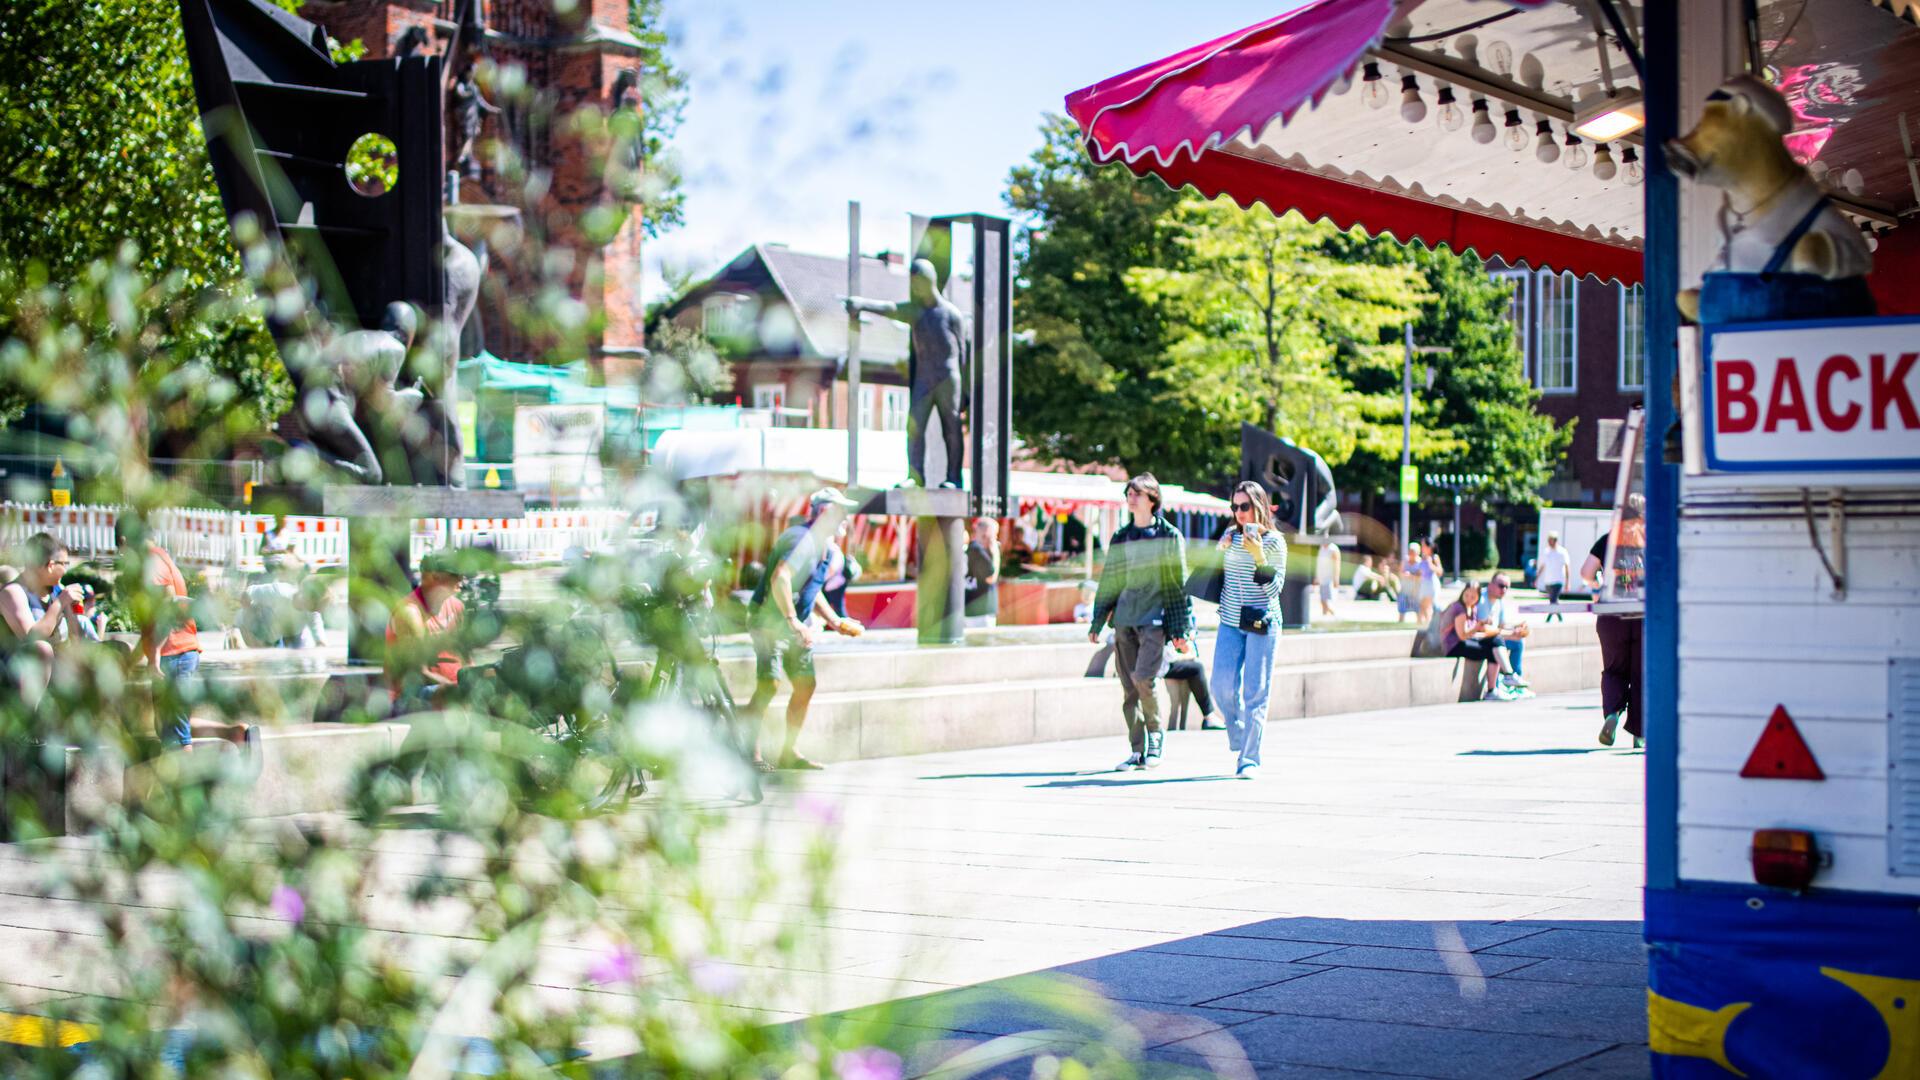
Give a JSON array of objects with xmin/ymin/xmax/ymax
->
[{"xmin": 177, "ymin": 0, "xmax": 465, "ymax": 486}]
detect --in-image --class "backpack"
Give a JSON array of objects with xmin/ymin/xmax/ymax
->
[{"xmin": 1410, "ymin": 604, "xmax": 1453, "ymax": 659}]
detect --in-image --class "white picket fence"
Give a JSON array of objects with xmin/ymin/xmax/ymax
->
[{"xmin": 0, "ymin": 502, "xmax": 627, "ymax": 573}]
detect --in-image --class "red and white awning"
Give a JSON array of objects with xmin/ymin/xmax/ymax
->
[{"xmin": 1066, "ymin": 0, "xmax": 1646, "ymax": 283}]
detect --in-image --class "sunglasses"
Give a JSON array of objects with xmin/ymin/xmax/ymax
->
[{"xmin": 1231, "ymin": 501, "xmax": 1255, "ymax": 512}]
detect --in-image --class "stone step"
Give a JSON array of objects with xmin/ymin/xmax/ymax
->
[{"xmin": 20, "ymin": 634, "xmax": 1601, "ymax": 832}]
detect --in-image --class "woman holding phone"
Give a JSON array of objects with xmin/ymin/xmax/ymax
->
[{"xmin": 1212, "ymin": 481, "xmax": 1285, "ymax": 779}]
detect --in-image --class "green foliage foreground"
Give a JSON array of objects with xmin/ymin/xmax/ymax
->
[{"xmin": 0, "ymin": 254, "xmax": 1214, "ymax": 1078}]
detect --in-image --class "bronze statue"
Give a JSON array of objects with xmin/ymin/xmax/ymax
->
[{"xmin": 846, "ymin": 259, "xmax": 969, "ymax": 488}]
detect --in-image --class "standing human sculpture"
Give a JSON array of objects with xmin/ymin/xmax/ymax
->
[{"xmin": 846, "ymin": 259, "xmax": 968, "ymax": 489}]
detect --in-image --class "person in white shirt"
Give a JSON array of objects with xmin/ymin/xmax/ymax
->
[
  {"xmin": 1473, "ymin": 572, "xmax": 1531, "ymax": 686},
  {"xmin": 1313, "ymin": 541, "xmax": 1341, "ymax": 618},
  {"xmin": 1535, "ymin": 533, "xmax": 1570, "ymax": 622}
]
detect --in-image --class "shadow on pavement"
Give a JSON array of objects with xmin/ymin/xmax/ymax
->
[{"xmin": 803, "ymin": 915, "xmax": 1650, "ymax": 1079}]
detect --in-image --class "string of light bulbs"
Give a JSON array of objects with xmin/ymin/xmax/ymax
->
[{"xmin": 1358, "ymin": 63, "xmax": 1644, "ymax": 186}]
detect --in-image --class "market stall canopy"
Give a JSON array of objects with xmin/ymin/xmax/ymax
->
[{"xmin": 1067, "ymin": 0, "xmax": 1918, "ymax": 286}]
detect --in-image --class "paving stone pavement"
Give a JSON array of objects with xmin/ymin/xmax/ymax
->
[{"xmin": 0, "ymin": 691, "xmax": 1647, "ymax": 1077}]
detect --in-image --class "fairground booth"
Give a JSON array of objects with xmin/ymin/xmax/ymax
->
[{"xmin": 1069, "ymin": 1, "xmax": 1919, "ymax": 1075}]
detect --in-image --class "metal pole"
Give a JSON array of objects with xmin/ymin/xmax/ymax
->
[
  {"xmin": 1452, "ymin": 491, "xmax": 1461, "ymax": 584},
  {"xmin": 1400, "ymin": 323, "xmax": 1413, "ymax": 553},
  {"xmin": 846, "ymin": 201, "xmax": 862, "ymax": 489}
]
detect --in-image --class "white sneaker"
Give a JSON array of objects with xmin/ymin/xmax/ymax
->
[
  {"xmin": 1237, "ymin": 764, "xmax": 1260, "ymax": 780},
  {"xmin": 1116, "ymin": 754, "xmax": 1143, "ymax": 772},
  {"xmin": 1143, "ymin": 752, "xmax": 1162, "ymax": 769},
  {"xmin": 1501, "ymin": 672, "xmax": 1530, "ymax": 689}
]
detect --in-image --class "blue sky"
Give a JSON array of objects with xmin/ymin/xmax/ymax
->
[{"xmin": 645, "ymin": 0, "xmax": 1292, "ymax": 299}]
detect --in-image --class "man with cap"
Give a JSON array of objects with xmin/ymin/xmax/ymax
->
[
  {"xmin": 387, "ymin": 547, "xmax": 477, "ymax": 709},
  {"xmin": 745, "ymin": 487, "xmax": 865, "ymax": 770}
]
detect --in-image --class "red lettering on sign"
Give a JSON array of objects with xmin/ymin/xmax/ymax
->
[
  {"xmin": 1763, "ymin": 358, "xmax": 1812, "ymax": 433},
  {"xmin": 1716, "ymin": 359, "xmax": 1759, "ymax": 434},
  {"xmin": 1815, "ymin": 354, "xmax": 1862, "ymax": 432},
  {"xmin": 1870, "ymin": 352, "xmax": 1919, "ymax": 431}
]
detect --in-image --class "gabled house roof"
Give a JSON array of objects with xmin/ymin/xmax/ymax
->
[{"xmin": 671, "ymin": 243, "xmax": 974, "ymax": 370}]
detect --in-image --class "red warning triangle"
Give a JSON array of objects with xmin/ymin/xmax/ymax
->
[{"xmin": 1740, "ymin": 705, "xmax": 1825, "ymax": 780}]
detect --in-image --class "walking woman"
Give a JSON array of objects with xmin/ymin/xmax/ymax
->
[
  {"xmin": 1583, "ymin": 494, "xmax": 1647, "ymax": 747},
  {"xmin": 1212, "ymin": 481, "xmax": 1285, "ymax": 779}
]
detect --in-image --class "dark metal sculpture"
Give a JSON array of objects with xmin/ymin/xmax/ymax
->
[
  {"xmin": 847, "ymin": 260, "xmax": 969, "ymax": 490},
  {"xmin": 177, "ymin": 0, "xmax": 463, "ymax": 486},
  {"xmin": 1241, "ymin": 423, "xmax": 1339, "ymax": 535}
]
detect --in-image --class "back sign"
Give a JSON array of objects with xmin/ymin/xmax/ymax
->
[{"xmin": 1704, "ymin": 316, "xmax": 1920, "ymax": 472}]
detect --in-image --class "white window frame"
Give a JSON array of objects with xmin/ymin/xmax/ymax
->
[
  {"xmin": 1491, "ymin": 268, "xmax": 1531, "ymax": 379},
  {"xmin": 752, "ymin": 382, "xmax": 785, "ymax": 413},
  {"xmin": 880, "ymin": 386, "xmax": 910, "ymax": 432},
  {"xmin": 1618, "ymin": 283, "xmax": 1646, "ymax": 391},
  {"xmin": 702, "ymin": 294, "xmax": 754, "ymax": 341},
  {"xmin": 1533, "ymin": 269, "xmax": 1578, "ymax": 395}
]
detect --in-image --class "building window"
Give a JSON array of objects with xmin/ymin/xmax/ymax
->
[
  {"xmin": 752, "ymin": 383, "xmax": 785, "ymax": 413},
  {"xmin": 1534, "ymin": 269, "xmax": 1577, "ymax": 393},
  {"xmin": 1619, "ymin": 283, "xmax": 1646, "ymax": 390},
  {"xmin": 1491, "ymin": 268, "xmax": 1531, "ymax": 376},
  {"xmin": 881, "ymin": 387, "xmax": 909, "ymax": 432},
  {"xmin": 702, "ymin": 294, "xmax": 755, "ymax": 343}
]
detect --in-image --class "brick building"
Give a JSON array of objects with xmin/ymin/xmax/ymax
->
[{"xmin": 303, "ymin": 0, "xmax": 649, "ymax": 378}]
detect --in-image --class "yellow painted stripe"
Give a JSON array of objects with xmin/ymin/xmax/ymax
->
[{"xmin": 0, "ymin": 1011, "xmax": 98, "ymax": 1049}]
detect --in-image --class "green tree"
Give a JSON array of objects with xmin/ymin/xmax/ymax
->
[
  {"xmin": 627, "ymin": 0, "xmax": 689, "ymax": 236},
  {"xmin": 0, "ymin": 0, "xmax": 289, "ymax": 431},
  {"xmin": 1126, "ymin": 198, "xmax": 1447, "ymax": 482},
  {"xmin": 1003, "ymin": 114, "xmax": 1196, "ymax": 480},
  {"xmin": 1328, "ymin": 236, "xmax": 1574, "ymax": 507}
]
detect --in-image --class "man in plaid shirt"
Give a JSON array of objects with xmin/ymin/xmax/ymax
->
[{"xmin": 1088, "ymin": 473, "xmax": 1191, "ymax": 770}]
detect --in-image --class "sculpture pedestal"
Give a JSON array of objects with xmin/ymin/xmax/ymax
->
[
  {"xmin": 252, "ymin": 486, "xmax": 526, "ymax": 665},
  {"xmin": 863, "ymin": 488, "xmax": 969, "ymax": 646}
]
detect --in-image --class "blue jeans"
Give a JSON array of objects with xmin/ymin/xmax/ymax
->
[
  {"xmin": 1500, "ymin": 636, "xmax": 1525, "ymax": 675},
  {"xmin": 157, "ymin": 650, "xmax": 201, "ymax": 748},
  {"xmin": 1212, "ymin": 625, "xmax": 1276, "ymax": 770}
]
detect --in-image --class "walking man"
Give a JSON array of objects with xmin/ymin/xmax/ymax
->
[
  {"xmin": 745, "ymin": 488, "xmax": 864, "ymax": 770},
  {"xmin": 1536, "ymin": 532, "xmax": 1570, "ymax": 622},
  {"xmin": 1087, "ymin": 474, "xmax": 1191, "ymax": 771}
]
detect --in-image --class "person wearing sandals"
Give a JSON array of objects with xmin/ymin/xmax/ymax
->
[{"xmin": 1212, "ymin": 482, "xmax": 1284, "ymax": 779}]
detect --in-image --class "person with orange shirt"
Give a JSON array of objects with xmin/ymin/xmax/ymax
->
[
  {"xmin": 387, "ymin": 549, "xmax": 470, "ymax": 709},
  {"xmin": 116, "ymin": 518, "xmax": 256, "ymax": 753}
]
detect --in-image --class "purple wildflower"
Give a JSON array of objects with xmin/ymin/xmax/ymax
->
[
  {"xmin": 834, "ymin": 1046, "xmax": 903, "ymax": 1080},
  {"xmin": 269, "ymin": 885, "xmax": 304, "ymax": 923},
  {"xmin": 796, "ymin": 792, "xmax": 843, "ymax": 829},
  {"xmin": 588, "ymin": 942, "xmax": 639, "ymax": 986}
]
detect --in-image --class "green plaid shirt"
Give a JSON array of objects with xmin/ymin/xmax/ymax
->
[{"xmin": 1089, "ymin": 513, "xmax": 1191, "ymax": 639}]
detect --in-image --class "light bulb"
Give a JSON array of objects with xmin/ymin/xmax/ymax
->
[
  {"xmin": 1620, "ymin": 146, "xmax": 1643, "ymax": 185},
  {"xmin": 1842, "ymin": 168, "xmax": 1864, "ymax": 195},
  {"xmin": 1807, "ymin": 160, "xmax": 1830, "ymax": 184},
  {"xmin": 1435, "ymin": 87, "xmax": 1463, "ymax": 131},
  {"xmin": 1470, "ymin": 100, "xmax": 1496, "ymax": 144},
  {"xmin": 1362, "ymin": 63, "xmax": 1389, "ymax": 110},
  {"xmin": 1488, "ymin": 41, "xmax": 1514, "ymax": 77},
  {"xmin": 1591, "ymin": 143, "xmax": 1617, "ymax": 180},
  {"xmin": 1503, "ymin": 109, "xmax": 1528, "ymax": 151},
  {"xmin": 1564, "ymin": 134, "xmax": 1587, "ymax": 170},
  {"xmin": 1862, "ymin": 223, "xmax": 1880, "ymax": 253},
  {"xmin": 1399, "ymin": 74, "xmax": 1426, "ymax": 123},
  {"xmin": 1534, "ymin": 120, "xmax": 1560, "ymax": 164}
]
